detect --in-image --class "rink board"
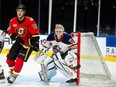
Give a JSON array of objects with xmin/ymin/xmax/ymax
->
[{"xmin": 2, "ymin": 34, "xmax": 116, "ymax": 62}]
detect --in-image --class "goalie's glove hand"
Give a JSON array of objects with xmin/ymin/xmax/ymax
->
[{"xmin": 31, "ymin": 42, "xmax": 39, "ymax": 52}]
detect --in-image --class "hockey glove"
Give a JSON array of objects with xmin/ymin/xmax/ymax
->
[
  {"xmin": 31, "ymin": 36, "xmax": 40, "ymax": 52},
  {"xmin": 10, "ymin": 33, "xmax": 17, "ymax": 41},
  {"xmin": 31, "ymin": 42, "xmax": 39, "ymax": 52}
]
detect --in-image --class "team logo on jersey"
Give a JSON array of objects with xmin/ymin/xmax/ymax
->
[{"xmin": 16, "ymin": 26, "xmax": 26, "ymax": 36}]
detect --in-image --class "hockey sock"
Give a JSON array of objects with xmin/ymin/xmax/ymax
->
[
  {"xmin": 14, "ymin": 58, "xmax": 24, "ymax": 73},
  {"xmin": 6, "ymin": 58, "xmax": 15, "ymax": 72}
]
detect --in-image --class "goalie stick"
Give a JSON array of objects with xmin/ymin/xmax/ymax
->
[
  {"xmin": 20, "ymin": 42, "xmax": 49, "ymax": 85},
  {"xmin": 41, "ymin": 62, "xmax": 49, "ymax": 85}
]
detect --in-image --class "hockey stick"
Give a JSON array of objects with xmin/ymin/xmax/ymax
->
[{"xmin": 41, "ymin": 62, "xmax": 49, "ymax": 85}]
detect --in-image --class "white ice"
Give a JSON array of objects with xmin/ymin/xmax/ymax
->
[{"xmin": 0, "ymin": 54, "xmax": 116, "ymax": 87}]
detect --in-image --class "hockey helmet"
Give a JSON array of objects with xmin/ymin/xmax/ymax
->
[
  {"xmin": 16, "ymin": 4, "xmax": 26, "ymax": 11},
  {"xmin": 55, "ymin": 24, "xmax": 64, "ymax": 37},
  {"xmin": 55, "ymin": 24, "xmax": 64, "ymax": 31}
]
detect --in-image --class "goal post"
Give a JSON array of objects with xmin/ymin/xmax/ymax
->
[{"xmin": 71, "ymin": 32, "xmax": 116, "ymax": 86}]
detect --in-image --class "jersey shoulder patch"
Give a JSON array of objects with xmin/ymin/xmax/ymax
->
[{"xmin": 26, "ymin": 16, "xmax": 34, "ymax": 21}]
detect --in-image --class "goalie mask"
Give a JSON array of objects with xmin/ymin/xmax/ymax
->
[{"xmin": 55, "ymin": 24, "xmax": 64, "ymax": 37}]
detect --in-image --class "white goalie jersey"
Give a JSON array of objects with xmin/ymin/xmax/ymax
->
[
  {"xmin": 45, "ymin": 32, "xmax": 77, "ymax": 66},
  {"xmin": 42, "ymin": 32, "xmax": 77, "ymax": 53},
  {"xmin": 34, "ymin": 32, "xmax": 77, "ymax": 67}
]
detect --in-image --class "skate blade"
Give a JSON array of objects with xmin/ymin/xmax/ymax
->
[{"xmin": 0, "ymin": 79, "xmax": 5, "ymax": 84}]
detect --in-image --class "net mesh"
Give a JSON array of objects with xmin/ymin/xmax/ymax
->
[{"xmin": 72, "ymin": 32, "xmax": 116, "ymax": 86}]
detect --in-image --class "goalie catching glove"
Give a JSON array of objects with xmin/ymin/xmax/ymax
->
[{"xmin": 31, "ymin": 42, "xmax": 39, "ymax": 52}]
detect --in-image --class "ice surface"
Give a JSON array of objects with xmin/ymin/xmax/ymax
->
[{"xmin": 0, "ymin": 54, "xmax": 116, "ymax": 87}]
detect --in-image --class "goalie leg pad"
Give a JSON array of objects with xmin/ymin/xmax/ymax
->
[
  {"xmin": 64, "ymin": 51, "xmax": 77, "ymax": 67},
  {"xmin": 39, "ymin": 58, "xmax": 57, "ymax": 81},
  {"xmin": 54, "ymin": 59, "xmax": 77, "ymax": 79}
]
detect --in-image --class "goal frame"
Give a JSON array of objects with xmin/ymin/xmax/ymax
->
[{"xmin": 71, "ymin": 32, "xmax": 112, "ymax": 85}]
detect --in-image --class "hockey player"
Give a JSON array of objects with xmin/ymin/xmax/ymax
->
[
  {"xmin": 0, "ymin": 30, "xmax": 6, "ymax": 83},
  {"xmin": 6, "ymin": 4, "xmax": 40, "ymax": 84},
  {"xmin": 34, "ymin": 24, "xmax": 79, "ymax": 83}
]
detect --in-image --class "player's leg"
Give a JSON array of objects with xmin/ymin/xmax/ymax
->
[
  {"xmin": 7, "ymin": 58, "xmax": 24, "ymax": 84},
  {"xmin": 6, "ymin": 41, "xmax": 22, "ymax": 83},
  {"xmin": 6, "ymin": 44, "xmax": 33, "ymax": 84}
]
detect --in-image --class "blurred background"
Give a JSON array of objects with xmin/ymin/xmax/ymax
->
[{"xmin": 0, "ymin": 0, "xmax": 116, "ymax": 36}]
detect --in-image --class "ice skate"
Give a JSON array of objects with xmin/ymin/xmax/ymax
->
[
  {"xmin": 0, "ymin": 70, "xmax": 5, "ymax": 83},
  {"xmin": 66, "ymin": 78, "xmax": 77, "ymax": 83},
  {"xmin": 7, "ymin": 74, "xmax": 17, "ymax": 84},
  {"xmin": 0, "ymin": 70, "xmax": 5, "ymax": 79}
]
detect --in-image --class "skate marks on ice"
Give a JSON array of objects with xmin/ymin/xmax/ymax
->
[{"xmin": 0, "ymin": 75, "xmax": 74, "ymax": 87}]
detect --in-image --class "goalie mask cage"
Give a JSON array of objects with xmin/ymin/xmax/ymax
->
[{"xmin": 72, "ymin": 32, "xmax": 116, "ymax": 86}]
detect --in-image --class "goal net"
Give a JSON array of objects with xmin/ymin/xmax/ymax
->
[{"xmin": 71, "ymin": 32, "xmax": 116, "ymax": 86}]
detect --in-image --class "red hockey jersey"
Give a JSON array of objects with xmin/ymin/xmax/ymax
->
[{"xmin": 7, "ymin": 16, "xmax": 40, "ymax": 44}]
